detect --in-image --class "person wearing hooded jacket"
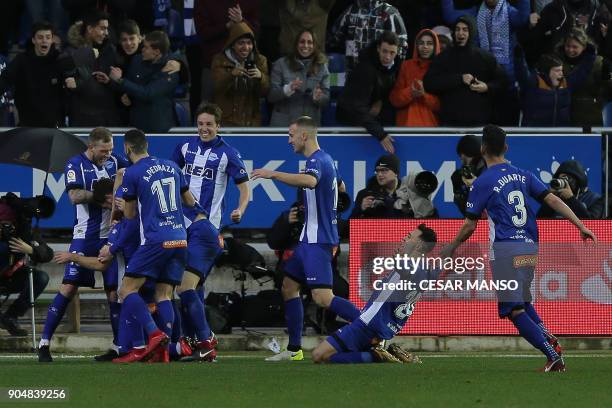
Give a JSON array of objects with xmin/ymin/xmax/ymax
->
[
  {"xmin": 0, "ymin": 21, "xmax": 65, "ymax": 127},
  {"xmin": 514, "ymin": 43, "xmax": 595, "ymax": 126},
  {"xmin": 336, "ymin": 31, "xmax": 401, "ymax": 154},
  {"xmin": 423, "ymin": 15, "xmax": 508, "ymax": 126},
  {"xmin": 389, "ymin": 28, "xmax": 441, "ymax": 127},
  {"xmin": 537, "ymin": 159, "xmax": 604, "ymax": 219},
  {"xmin": 524, "ymin": 0, "xmax": 609, "ymax": 64},
  {"xmin": 211, "ymin": 22, "xmax": 270, "ymax": 127}
]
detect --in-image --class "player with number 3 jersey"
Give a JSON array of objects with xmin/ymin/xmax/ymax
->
[{"xmin": 443, "ymin": 125, "xmax": 596, "ymax": 372}]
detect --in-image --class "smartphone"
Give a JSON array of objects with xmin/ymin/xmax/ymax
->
[{"xmin": 245, "ymin": 60, "xmax": 255, "ymax": 70}]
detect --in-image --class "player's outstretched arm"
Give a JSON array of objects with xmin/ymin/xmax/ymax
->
[
  {"xmin": 543, "ymin": 194, "xmax": 597, "ymax": 242},
  {"xmin": 251, "ymin": 169, "xmax": 317, "ymax": 189},
  {"xmin": 53, "ymin": 251, "xmax": 111, "ymax": 271},
  {"xmin": 441, "ymin": 218, "xmax": 478, "ymax": 258}
]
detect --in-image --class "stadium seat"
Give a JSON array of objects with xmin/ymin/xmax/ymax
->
[
  {"xmin": 603, "ymin": 102, "xmax": 612, "ymax": 127},
  {"xmin": 175, "ymin": 101, "xmax": 190, "ymax": 127},
  {"xmin": 321, "ymin": 100, "xmax": 339, "ymax": 127},
  {"xmin": 327, "ymin": 53, "xmax": 346, "ymax": 100}
]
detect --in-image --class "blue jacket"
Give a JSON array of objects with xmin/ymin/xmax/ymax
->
[
  {"xmin": 515, "ymin": 49, "xmax": 595, "ymax": 126},
  {"xmin": 119, "ymin": 54, "xmax": 179, "ymax": 132},
  {"xmin": 441, "ymin": 0, "xmax": 530, "ymax": 84}
]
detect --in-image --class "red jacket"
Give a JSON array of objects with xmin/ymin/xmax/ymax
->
[{"xmin": 389, "ymin": 29, "xmax": 440, "ymax": 127}]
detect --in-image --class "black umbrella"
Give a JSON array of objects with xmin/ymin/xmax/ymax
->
[{"xmin": 0, "ymin": 127, "xmax": 87, "ymax": 173}]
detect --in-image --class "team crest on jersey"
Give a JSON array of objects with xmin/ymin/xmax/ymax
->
[
  {"xmin": 208, "ymin": 153, "xmax": 219, "ymax": 162},
  {"xmin": 394, "ymin": 303, "xmax": 415, "ymax": 319},
  {"xmin": 67, "ymin": 170, "xmax": 76, "ymax": 183}
]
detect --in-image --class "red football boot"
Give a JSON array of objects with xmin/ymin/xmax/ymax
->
[
  {"xmin": 146, "ymin": 346, "xmax": 170, "ymax": 363},
  {"xmin": 112, "ymin": 347, "xmax": 148, "ymax": 363},
  {"xmin": 143, "ymin": 330, "xmax": 169, "ymax": 357}
]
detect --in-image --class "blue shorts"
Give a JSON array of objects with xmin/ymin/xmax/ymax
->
[
  {"xmin": 186, "ymin": 219, "xmax": 222, "ymax": 281},
  {"xmin": 284, "ymin": 242, "xmax": 334, "ymax": 288},
  {"xmin": 490, "ymin": 256, "xmax": 536, "ymax": 318},
  {"xmin": 63, "ymin": 238, "xmax": 107, "ymax": 288},
  {"xmin": 125, "ymin": 243, "xmax": 187, "ymax": 286},
  {"xmin": 326, "ymin": 320, "xmax": 377, "ymax": 353}
]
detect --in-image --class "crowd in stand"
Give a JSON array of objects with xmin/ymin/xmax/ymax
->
[{"xmin": 2, "ymin": 1, "xmax": 612, "ymax": 137}]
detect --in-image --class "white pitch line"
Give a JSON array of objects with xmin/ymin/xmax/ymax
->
[{"xmin": 0, "ymin": 354, "xmax": 611, "ymax": 360}]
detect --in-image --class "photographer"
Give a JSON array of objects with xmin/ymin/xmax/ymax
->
[
  {"xmin": 537, "ymin": 160, "xmax": 604, "ymax": 219},
  {"xmin": 451, "ymin": 134, "xmax": 486, "ymax": 216},
  {"xmin": 351, "ymin": 154, "xmax": 403, "ymax": 219},
  {"xmin": 0, "ymin": 196, "xmax": 52, "ymax": 336}
]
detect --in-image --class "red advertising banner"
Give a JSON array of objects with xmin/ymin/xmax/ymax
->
[{"xmin": 349, "ymin": 220, "xmax": 612, "ymax": 335}]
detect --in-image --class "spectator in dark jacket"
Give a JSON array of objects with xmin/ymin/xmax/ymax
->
[
  {"xmin": 523, "ymin": 0, "xmax": 605, "ymax": 63},
  {"xmin": 108, "ymin": 31, "xmax": 179, "ymax": 132},
  {"xmin": 336, "ymin": 31, "xmax": 401, "ymax": 154},
  {"xmin": 537, "ymin": 159, "xmax": 604, "ymax": 218},
  {"xmin": 0, "ymin": 21, "xmax": 65, "ymax": 127},
  {"xmin": 62, "ymin": 10, "xmax": 122, "ymax": 127},
  {"xmin": 558, "ymin": 27, "xmax": 612, "ymax": 126},
  {"xmin": 514, "ymin": 45, "xmax": 595, "ymax": 126},
  {"xmin": 423, "ymin": 15, "xmax": 508, "ymax": 126}
]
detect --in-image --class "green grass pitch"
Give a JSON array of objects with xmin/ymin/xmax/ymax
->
[{"xmin": 0, "ymin": 351, "xmax": 611, "ymax": 407}]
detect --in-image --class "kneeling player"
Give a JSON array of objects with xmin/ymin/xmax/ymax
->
[{"xmin": 311, "ymin": 224, "xmax": 436, "ymax": 364}]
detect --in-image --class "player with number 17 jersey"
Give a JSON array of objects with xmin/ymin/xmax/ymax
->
[{"xmin": 121, "ymin": 156, "xmax": 188, "ymax": 285}]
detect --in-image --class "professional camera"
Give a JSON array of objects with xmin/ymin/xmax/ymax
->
[
  {"xmin": 0, "ymin": 223, "xmax": 15, "ymax": 242},
  {"xmin": 1, "ymin": 193, "xmax": 55, "ymax": 220},
  {"xmin": 550, "ymin": 178, "xmax": 569, "ymax": 190},
  {"xmin": 461, "ymin": 164, "xmax": 476, "ymax": 179},
  {"xmin": 414, "ymin": 171, "xmax": 438, "ymax": 197}
]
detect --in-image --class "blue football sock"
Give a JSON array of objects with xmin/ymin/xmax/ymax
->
[
  {"xmin": 180, "ymin": 299, "xmax": 196, "ymax": 338},
  {"xmin": 117, "ymin": 311, "xmax": 144, "ymax": 353},
  {"xmin": 171, "ymin": 299, "xmax": 182, "ymax": 343},
  {"xmin": 196, "ymin": 285, "xmax": 205, "ymax": 303},
  {"xmin": 284, "ymin": 297, "xmax": 303, "ymax": 351},
  {"xmin": 41, "ymin": 293, "xmax": 71, "ymax": 341},
  {"xmin": 329, "ymin": 296, "xmax": 360, "ymax": 322},
  {"xmin": 109, "ymin": 302, "xmax": 121, "ymax": 346},
  {"xmin": 123, "ymin": 293, "xmax": 158, "ymax": 336},
  {"xmin": 512, "ymin": 312, "xmax": 559, "ymax": 361},
  {"xmin": 156, "ymin": 300, "xmax": 174, "ymax": 337},
  {"xmin": 179, "ymin": 290, "xmax": 211, "ymax": 341},
  {"xmin": 524, "ymin": 303, "xmax": 553, "ymax": 340},
  {"xmin": 329, "ymin": 352, "xmax": 373, "ymax": 364}
]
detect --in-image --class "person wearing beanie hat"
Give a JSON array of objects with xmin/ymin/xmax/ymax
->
[
  {"xmin": 350, "ymin": 154, "xmax": 406, "ymax": 219},
  {"xmin": 537, "ymin": 159, "xmax": 604, "ymax": 219}
]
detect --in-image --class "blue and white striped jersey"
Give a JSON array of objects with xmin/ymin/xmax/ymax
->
[
  {"xmin": 64, "ymin": 153, "xmax": 126, "ymax": 240},
  {"xmin": 171, "ymin": 136, "xmax": 248, "ymax": 229}
]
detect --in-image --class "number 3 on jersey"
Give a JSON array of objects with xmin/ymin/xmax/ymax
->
[
  {"xmin": 151, "ymin": 177, "xmax": 177, "ymax": 213},
  {"xmin": 508, "ymin": 190, "xmax": 527, "ymax": 227}
]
